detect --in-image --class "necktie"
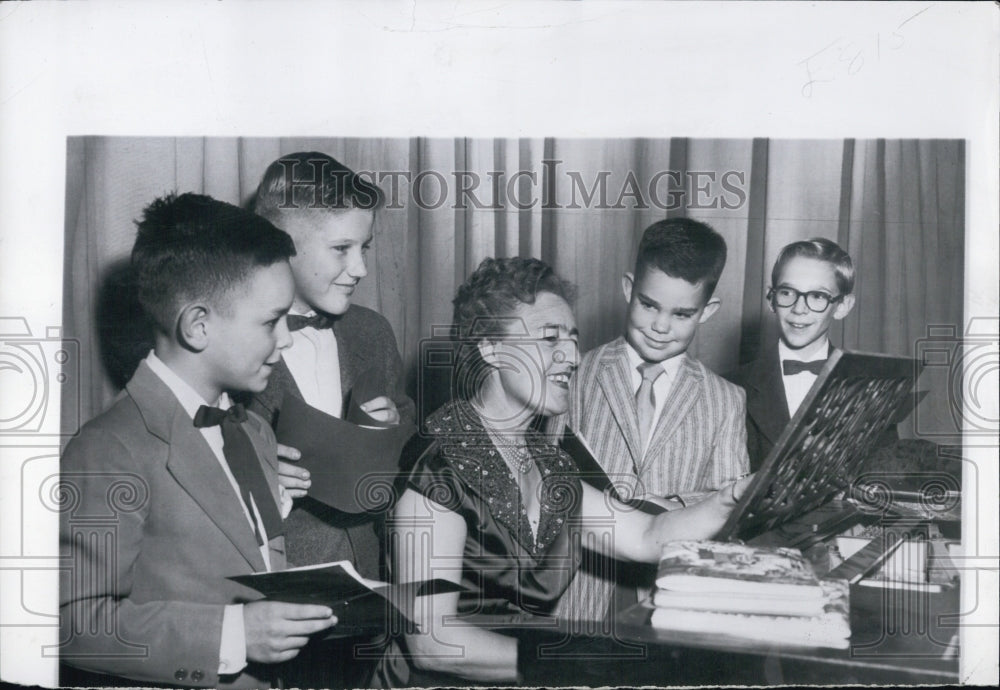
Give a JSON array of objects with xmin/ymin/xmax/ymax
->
[
  {"xmin": 635, "ymin": 361, "xmax": 664, "ymax": 449},
  {"xmin": 782, "ymin": 359, "xmax": 826, "ymax": 376},
  {"xmin": 193, "ymin": 403, "xmax": 283, "ymax": 545},
  {"xmin": 287, "ymin": 313, "xmax": 335, "ymax": 332}
]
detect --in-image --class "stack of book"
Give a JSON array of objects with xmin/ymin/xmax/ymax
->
[{"xmin": 649, "ymin": 541, "xmax": 851, "ymax": 649}]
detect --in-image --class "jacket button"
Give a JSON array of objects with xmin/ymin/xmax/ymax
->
[
  {"xmin": 174, "ymin": 669, "xmax": 187, "ymax": 681},
  {"xmin": 191, "ymin": 669, "xmax": 204, "ymax": 681}
]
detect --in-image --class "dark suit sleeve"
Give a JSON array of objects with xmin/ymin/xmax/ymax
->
[
  {"xmin": 723, "ymin": 367, "xmax": 767, "ymax": 473},
  {"xmin": 370, "ymin": 311, "xmax": 415, "ymax": 427},
  {"xmin": 386, "ymin": 339, "xmax": 415, "ymax": 428},
  {"xmin": 59, "ymin": 427, "xmax": 227, "ymax": 686}
]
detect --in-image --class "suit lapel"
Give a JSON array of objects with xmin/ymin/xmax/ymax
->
[
  {"xmin": 165, "ymin": 411, "xmax": 268, "ymax": 572},
  {"xmin": 333, "ymin": 311, "xmax": 370, "ymax": 401},
  {"xmin": 642, "ymin": 356, "xmax": 703, "ymax": 468},
  {"xmin": 595, "ymin": 340, "xmax": 643, "ymax": 470},
  {"xmin": 746, "ymin": 346, "xmax": 790, "ymax": 446},
  {"xmin": 127, "ymin": 362, "xmax": 268, "ymax": 572}
]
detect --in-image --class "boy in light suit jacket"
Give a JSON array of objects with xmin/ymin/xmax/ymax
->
[
  {"xmin": 553, "ymin": 218, "xmax": 750, "ymax": 623},
  {"xmin": 59, "ymin": 194, "xmax": 337, "ymax": 688}
]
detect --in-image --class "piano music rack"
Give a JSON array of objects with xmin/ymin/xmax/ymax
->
[{"xmin": 719, "ymin": 349, "xmax": 923, "ymax": 542}]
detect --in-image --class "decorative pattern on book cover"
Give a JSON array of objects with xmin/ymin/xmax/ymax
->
[{"xmin": 655, "ymin": 540, "xmax": 822, "ymax": 596}]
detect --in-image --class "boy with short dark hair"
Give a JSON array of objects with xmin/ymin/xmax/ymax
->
[
  {"xmin": 727, "ymin": 237, "xmax": 858, "ymax": 470},
  {"xmin": 60, "ymin": 193, "xmax": 336, "ymax": 688},
  {"xmin": 553, "ymin": 217, "xmax": 750, "ymax": 623},
  {"xmin": 246, "ymin": 152, "xmax": 415, "ymax": 578}
]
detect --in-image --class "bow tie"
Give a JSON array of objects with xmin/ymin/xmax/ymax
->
[
  {"xmin": 192, "ymin": 402, "xmax": 283, "ymax": 544},
  {"xmin": 193, "ymin": 403, "xmax": 248, "ymax": 427},
  {"xmin": 287, "ymin": 313, "xmax": 336, "ymax": 332},
  {"xmin": 782, "ymin": 359, "xmax": 826, "ymax": 376}
]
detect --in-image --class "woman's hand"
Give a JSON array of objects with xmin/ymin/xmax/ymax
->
[
  {"xmin": 717, "ymin": 473, "xmax": 755, "ymax": 509},
  {"xmin": 578, "ymin": 474, "xmax": 756, "ymax": 564}
]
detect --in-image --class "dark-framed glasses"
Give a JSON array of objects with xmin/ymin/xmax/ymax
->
[{"xmin": 767, "ymin": 286, "xmax": 843, "ymax": 313}]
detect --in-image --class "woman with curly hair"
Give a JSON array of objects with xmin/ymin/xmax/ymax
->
[{"xmin": 377, "ymin": 257, "xmax": 751, "ymax": 686}]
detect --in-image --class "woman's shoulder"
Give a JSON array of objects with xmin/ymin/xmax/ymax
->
[
  {"xmin": 422, "ymin": 399, "xmax": 483, "ymax": 438},
  {"xmin": 406, "ymin": 400, "xmax": 489, "ymax": 485}
]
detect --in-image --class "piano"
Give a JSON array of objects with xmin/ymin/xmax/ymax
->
[{"xmin": 510, "ymin": 350, "xmax": 963, "ymax": 685}]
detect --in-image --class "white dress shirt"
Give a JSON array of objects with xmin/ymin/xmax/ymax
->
[
  {"xmin": 145, "ymin": 351, "xmax": 276, "ymax": 676},
  {"xmin": 778, "ymin": 337, "xmax": 830, "ymax": 417},
  {"xmin": 625, "ymin": 344, "xmax": 685, "ymax": 453},
  {"xmin": 282, "ymin": 310, "xmax": 343, "ymax": 418}
]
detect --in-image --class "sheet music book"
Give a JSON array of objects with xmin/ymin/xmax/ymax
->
[
  {"xmin": 229, "ymin": 560, "xmax": 463, "ymax": 638},
  {"xmin": 274, "ymin": 372, "xmax": 416, "ymax": 514},
  {"xmin": 719, "ymin": 350, "xmax": 924, "ymax": 541}
]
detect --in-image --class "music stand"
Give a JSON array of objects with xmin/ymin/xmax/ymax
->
[{"xmin": 718, "ymin": 349, "xmax": 923, "ymax": 541}]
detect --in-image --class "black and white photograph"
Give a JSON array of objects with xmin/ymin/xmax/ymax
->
[{"xmin": 0, "ymin": 2, "xmax": 997, "ymax": 688}]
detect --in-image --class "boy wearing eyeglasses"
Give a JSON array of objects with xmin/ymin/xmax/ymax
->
[{"xmin": 727, "ymin": 238, "xmax": 857, "ymax": 470}]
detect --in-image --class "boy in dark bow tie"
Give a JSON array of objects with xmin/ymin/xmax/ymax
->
[
  {"xmin": 727, "ymin": 237, "xmax": 858, "ymax": 471},
  {"xmin": 60, "ymin": 193, "xmax": 337, "ymax": 688},
  {"xmin": 243, "ymin": 152, "xmax": 416, "ymax": 689},
  {"xmin": 245, "ymin": 151, "xmax": 415, "ymax": 579}
]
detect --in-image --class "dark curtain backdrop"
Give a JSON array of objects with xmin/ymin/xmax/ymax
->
[{"xmin": 62, "ymin": 137, "xmax": 965, "ymax": 443}]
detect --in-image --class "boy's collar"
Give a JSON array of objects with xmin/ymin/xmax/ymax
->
[
  {"xmin": 623, "ymin": 339, "xmax": 685, "ymax": 376},
  {"xmin": 145, "ymin": 350, "xmax": 231, "ymax": 420},
  {"xmin": 778, "ymin": 337, "xmax": 830, "ymax": 364}
]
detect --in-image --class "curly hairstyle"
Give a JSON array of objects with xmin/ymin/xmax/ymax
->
[{"xmin": 451, "ymin": 257, "xmax": 575, "ymax": 397}]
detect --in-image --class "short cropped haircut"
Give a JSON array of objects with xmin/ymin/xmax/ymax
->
[
  {"xmin": 634, "ymin": 218, "xmax": 728, "ymax": 299},
  {"xmin": 452, "ymin": 257, "xmax": 575, "ymax": 397},
  {"xmin": 771, "ymin": 237, "xmax": 855, "ymax": 295},
  {"xmin": 252, "ymin": 151, "xmax": 384, "ymax": 223},
  {"xmin": 131, "ymin": 192, "xmax": 296, "ymax": 332}
]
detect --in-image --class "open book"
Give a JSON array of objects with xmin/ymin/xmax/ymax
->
[{"xmin": 229, "ymin": 560, "xmax": 462, "ymax": 638}]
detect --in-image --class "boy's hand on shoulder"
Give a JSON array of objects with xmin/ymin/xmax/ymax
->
[
  {"xmin": 243, "ymin": 601, "xmax": 337, "ymax": 663},
  {"xmin": 360, "ymin": 396, "xmax": 400, "ymax": 425}
]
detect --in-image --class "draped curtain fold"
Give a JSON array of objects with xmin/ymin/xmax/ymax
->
[{"xmin": 62, "ymin": 137, "xmax": 964, "ymax": 443}]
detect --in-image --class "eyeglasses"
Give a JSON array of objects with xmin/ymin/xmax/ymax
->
[{"xmin": 767, "ymin": 286, "xmax": 843, "ymax": 313}]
